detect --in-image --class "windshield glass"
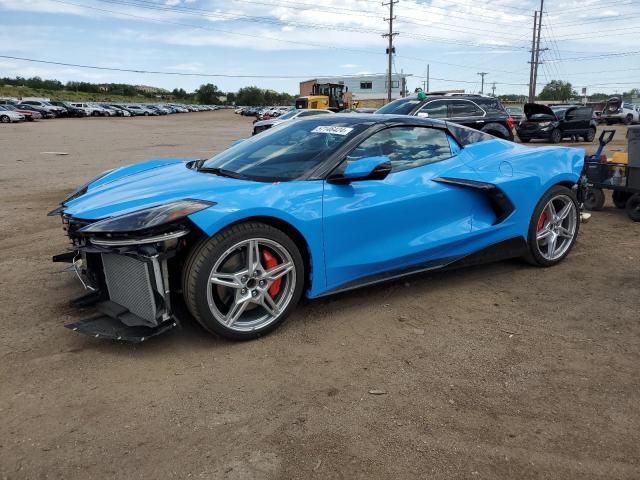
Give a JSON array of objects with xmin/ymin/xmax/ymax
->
[
  {"xmin": 376, "ymin": 97, "xmax": 422, "ymax": 115},
  {"xmin": 202, "ymin": 119, "xmax": 368, "ymax": 181},
  {"xmin": 276, "ymin": 110, "xmax": 298, "ymax": 120}
]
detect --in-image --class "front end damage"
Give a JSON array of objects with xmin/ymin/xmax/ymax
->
[{"xmin": 53, "ymin": 213, "xmax": 195, "ymax": 342}]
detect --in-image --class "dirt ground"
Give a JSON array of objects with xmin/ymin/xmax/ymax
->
[{"xmin": 0, "ymin": 112, "xmax": 638, "ymax": 480}]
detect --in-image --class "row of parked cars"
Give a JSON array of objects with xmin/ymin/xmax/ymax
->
[
  {"xmin": 248, "ymin": 94, "xmax": 639, "ymax": 144},
  {"xmin": 236, "ymin": 106, "xmax": 292, "ymax": 119},
  {"xmin": 0, "ymin": 98, "xmax": 219, "ymax": 123}
]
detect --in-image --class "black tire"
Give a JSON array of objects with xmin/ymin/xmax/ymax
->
[
  {"xmin": 524, "ymin": 185, "xmax": 580, "ymax": 267},
  {"xmin": 0, "ymin": 115, "xmax": 9, "ymax": 123},
  {"xmin": 519, "ymin": 138, "xmax": 531, "ymax": 143},
  {"xmin": 625, "ymin": 114, "xmax": 633, "ymax": 125},
  {"xmin": 144, "ymin": 112, "xmax": 149, "ymax": 116},
  {"xmin": 550, "ymin": 128, "xmax": 562, "ymax": 144},
  {"xmin": 183, "ymin": 222, "xmax": 305, "ymax": 340},
  {"xmin": 92, "ymin": 111, "xmax": 99, "ymax": 117},
  {"xmin": 481, "ymin": 122, "xmax": 511, "ymax": 140},
  {"xmin": 626, "ymin": 194, "xmax": 640, "ymax": 222},
  {"xmin": 584, "ymin": 127, "xmax": 596, "ymax": 142},
  {"xmin": 583, "ymin": 187, "xmax": 605, "ymax": 211},
  {"xmin": 612, "ymin": 190, "xmax": 631, "ymax": 209}
]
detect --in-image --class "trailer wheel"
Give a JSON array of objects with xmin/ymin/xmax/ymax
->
[
  {"xmin": 626, "ymin": 194, "xmax": 640, "ymax": 221},
  {"xmin": 584, "ymin": 187, "xmax": 605, "ymax": 211},
  {"xmin": 612, "ymin": 191, "xmax": 631, "ymax": 209}
]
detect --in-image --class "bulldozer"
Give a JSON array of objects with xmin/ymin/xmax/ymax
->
[{"xmin": 295, "ymin": 82, "xmax": 355, "ymax": 112}]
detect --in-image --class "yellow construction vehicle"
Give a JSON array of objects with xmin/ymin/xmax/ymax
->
[{"xmin": 295, "ymin": 83, "xmax": 355, "ymax": 112}]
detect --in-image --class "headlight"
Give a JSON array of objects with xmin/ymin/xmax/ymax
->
[
  {"xmin": 538, "ymin": 122, "xmax": 552, "ymax": 128},
  {"xmin": 78, "ymin": 199, "xmax": 215, "ymax": 234}
]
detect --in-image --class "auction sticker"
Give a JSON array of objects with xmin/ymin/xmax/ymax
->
[{"xmin": 311, "ymin": 126, "xmax": 354, "ymax": 135}]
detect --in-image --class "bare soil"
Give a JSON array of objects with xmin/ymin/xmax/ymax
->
[{"xmin": 0, "ymin": 112, "xmax": 638, "ymax": 479}]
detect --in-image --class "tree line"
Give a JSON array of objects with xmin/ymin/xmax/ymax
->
[{"xmin": 1, "ymin": 76, "xmax": 295, "ymax": 105}]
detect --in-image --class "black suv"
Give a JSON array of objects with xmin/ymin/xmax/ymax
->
[
  {"xmin": 516, "ymin": 104, "xmax": 597, "ymax": 143},
  {"xmin": 376, "ymin": 94, "xmax": 515, "ymax": 141}
]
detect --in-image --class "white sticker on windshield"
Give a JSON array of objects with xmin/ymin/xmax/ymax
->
[{"xmin": 311, "ymin": 126, "xmax": 354, "ymax": 135}]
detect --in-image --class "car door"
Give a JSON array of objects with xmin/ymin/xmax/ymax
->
[
  {"xmin": 446, "ymin": 99, "xmax": 486, "ymax": 131},
  {"xmin": 562, "ymin": 107, "xmax": 581, "ymax": 135},
  {"xmin": 322, "ymin": 125, "xmax": 476, "ymax": 291}
]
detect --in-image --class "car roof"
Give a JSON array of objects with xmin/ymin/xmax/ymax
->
[{"xmin": 295, "ymin": 112, "xmax": 445, "ymax": 128}]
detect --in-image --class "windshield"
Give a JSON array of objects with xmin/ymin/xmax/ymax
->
[
  {"xmin": 276, "ymin": 110, "xmax": 298, "ymax": 120},
  {"xmin": 202, "ymin": 119, "xmax": 368, "ymax": 181},
  {"xmin": 376, "ymin": 97, "xmax": 422, "ymax": 115}
]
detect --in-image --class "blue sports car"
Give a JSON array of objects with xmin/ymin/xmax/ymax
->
[{"xmin": 51, "ymin": 115, "xmax": 587, "ymax": 341}]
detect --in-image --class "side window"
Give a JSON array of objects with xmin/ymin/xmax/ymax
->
[
  {"xmin": 299, "ymin": 111, "xmax": 325, "ymax": 117},
  {"xmin": 346, "ymin": 127, "xmax": 453, "ymax": 173},
  {"xmin": 418, "ymin": 101, "xmax": 448, "ymax": 119},
  {"xmin": 448, "ymin": 100, "xmax": 484, "ymax": 117}
]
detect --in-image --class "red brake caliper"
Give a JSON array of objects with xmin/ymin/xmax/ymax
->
[
  {"xmin": 537, "ymin": 210, "xmax": 548, "ymax": 232},
  {"xmin": 262, "ymin": 249, "xmax": 281, "ymax": 298}
]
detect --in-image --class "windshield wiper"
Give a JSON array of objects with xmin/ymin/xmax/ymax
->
[{"xmin": 197, "ymin": 166, "xmax": 250, "ymax": 180}]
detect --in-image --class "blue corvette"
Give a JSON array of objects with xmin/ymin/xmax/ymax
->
[{"xmin": 51, "ymin": 115, "xmax": 587, "ymax": 341}]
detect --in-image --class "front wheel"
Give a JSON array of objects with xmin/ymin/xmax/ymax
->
[
  {"xmin": 584, "ymin": 127, "xmax": 596, "ymax": 142},
  {"xmin": 524, "ymin": 186, "xmax": 579, "ymax": 267},
  {"xmin": 625, "ymin": 114, "xmax": 633, "ymax": 125},
  {"xmin": 550, "ymin": 128, "xmax": 562, "ymax": 144},
  {"xmin": 583, "ymin": 187, "xmax": 605, "ymax": 211},
  {"xmin": 183, "ymin": 222, "xmax": 305, "ymax": 340},
  {"xmin": 0, "ymin": 115, "xmax": 9, "ymax": 123}
]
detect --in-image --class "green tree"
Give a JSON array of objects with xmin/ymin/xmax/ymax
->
[
  {"xmin": 538, "ymin": 80, "xmax": 576, "ymax": 101},
  {"xmin": 195, "ymin": 83, "xmax": 221, "ymax": 104}
]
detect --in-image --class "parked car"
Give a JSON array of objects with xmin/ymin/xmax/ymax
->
[
  {"xmin": 516, "ymin": 104, "xmax": 597, "ymax": 143},
  {"xmin": 0, "ymin": 105, "xmax": 25, "ymax": 123},
  {"xmin": 2, "ymin": 104, "xmax": 42, "ymax": 121},
  {"xmin": 48, "ymin": 101, "xmax": 88, "ymax": 118},
  {"xmin": 67, "ymin": 102, "xmax": 99, "ymax": 116},
  {"xmin": 376, "ymin": 94, "xmax": 515, "ymax": 141},
  {"xmin": 601, "ymin": 97, "xmax": 640, "ymax": 125},
  {"xmin": 125, "ymin": 104, "xmax": 157, "ymax": 116},
  {"xmin": 505, "ymin": 106, "xmax": 524, "ymax": 123},
  {"xmin": 16, "ymin": 103, "xmax": 54, "ymax": 119},
  {"xmin": 51, "ymin": 114, "xmax": 586, "ymax": 342},
  {"xmin": 253, "ymin": 108, "xmax": 333, "ymax": 135},
  {"xmin": 20, "ymin": 100, "xmax": 65, "ymax": 117}
]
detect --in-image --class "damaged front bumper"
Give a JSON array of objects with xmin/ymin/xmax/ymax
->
[{"xmin": 54, "ymin": 216, "xmax": 188, "ymax": 342}]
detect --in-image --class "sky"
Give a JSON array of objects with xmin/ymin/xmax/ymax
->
[{"xmin": 1, "ymin": 0, "xmax": 639, "ymax": 96}]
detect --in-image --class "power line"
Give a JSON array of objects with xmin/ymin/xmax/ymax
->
[{"xmin": 0, "ymin": 55, "xmax": 386, "ymax": 79}]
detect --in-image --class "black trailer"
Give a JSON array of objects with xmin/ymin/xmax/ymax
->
[{"xmin": 583, "ymin": 128, "xmax": 640, "ymax": 221}]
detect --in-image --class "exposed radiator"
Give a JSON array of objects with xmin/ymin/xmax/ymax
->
[{"xmin": 101, "ymin": 253, "xmax": 158, "ymax": 324}]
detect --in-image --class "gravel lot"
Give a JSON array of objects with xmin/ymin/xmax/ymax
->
[{"xmin": 1, "ymin": 111, "xmax": 638, "ymax": 479}]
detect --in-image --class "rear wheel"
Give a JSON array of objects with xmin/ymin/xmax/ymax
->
[
  {"xmin": 584, "ymin": 127, "xmax": 596, "ymax": 142},
  {"xmin": 626, "ymin": 194, "xmax": 640, "ymax": 221},
  {"xmin": 550, "ymin": 128, "xmax": 562, "ymax": 144},
  {"xmin": 524, "ymin": 186, "xmax": 579, "ymax": 267},
  {"xmin": 625, "ymin": 114, "xmax": 633, "ymax": 125},
  {"xmin": 183, "ymin": 222, "xmax": 305, "ymax": 340},
  {"xmin": 583, "ymin": 187, "xmax": 605, "ymax": 211},
  {"xmin": 0, "ymin": 115, "xmax": 9, "ymax": 123},
  {"xmin": 612, "ymin": 191, "xmax": 631, "ymax": 209}
]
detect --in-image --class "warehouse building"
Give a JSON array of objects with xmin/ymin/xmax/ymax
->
[{"xmin": 300, "ymin": 74, "xmax": 411, "ymax": 108}]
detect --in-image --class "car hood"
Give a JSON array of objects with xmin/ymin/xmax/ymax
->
[
  {"xmin": 523, "ymin": 103, "xmax": 556, "ymax": 119},
  {"xmin": 63, "ymin": 158, "xmax": 264, "ymax": 221},
  {"xmin": 604, "ymin": 97, "xmax": 622, "ymax": 113}
]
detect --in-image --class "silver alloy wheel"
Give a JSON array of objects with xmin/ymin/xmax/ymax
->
[
  {"xmin": 535, "ymin": 194, "xmax": 577, "ymax": 261},
  {"xmin": 206, "ymin": 238, "xmax": 296, "ymax": 332}
]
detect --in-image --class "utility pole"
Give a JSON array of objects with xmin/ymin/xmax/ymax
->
[
  {"xmin": 491, "ymin": 82, "xmax": 496, "ymax": 97},
  {"xmin": 382, "ymin": 0, "xmax": 399, "ymax": 103},
  {"xmin": 528, "ymin": 10, "xmax": 538, "ymax": 102},
  {"xmin": 477, "ymin": 72, "xmax": 488, "ymax": 95},
  {"xmin": 421, "ymin": 65, "xmax": 430, "ymax": 92},
  {"xmin": 531, "ymin": 0, "xmax": 544, "ymax": 102},
  {"xmin": 426, "ymin": 64, "xmax": 429, "ymax": 92}
]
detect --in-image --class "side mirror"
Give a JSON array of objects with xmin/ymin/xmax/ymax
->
[
  {"xmin": 417, "ymin": 112, "xmax": 429, "ymax": 118},
  {"xmin": 328, "ymin": 156, "xmax": 392, "ymax": 184}
]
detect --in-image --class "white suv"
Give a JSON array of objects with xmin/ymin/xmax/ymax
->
[
  {"xmin": 602, "ymin": 97, "xmax": 639, "ymax": 125},
  {"xmin": 69, "ymin": 102, "xmax": 101, "ymax": 116}
]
